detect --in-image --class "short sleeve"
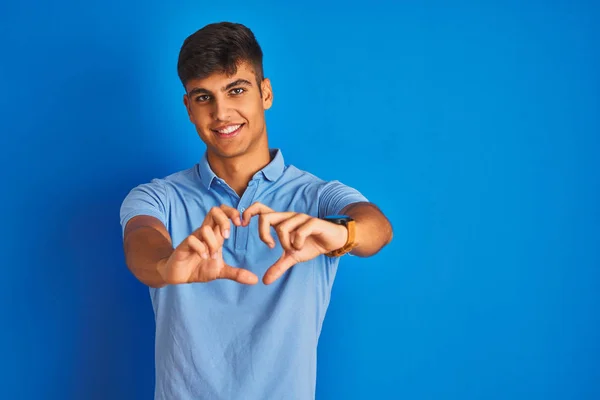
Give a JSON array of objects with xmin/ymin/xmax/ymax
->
[
  {"xmin": 119, "ymin": 179, "xmax": 168, "ymax": 238},
  {"xmin": 318, "ymin": 180, "xmax": 369, "ymax": 218}
]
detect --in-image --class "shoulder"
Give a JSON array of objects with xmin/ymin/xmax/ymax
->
[
  {"xmin": 131, "ymin": 164, "xmax": 200, "ymax": 193},
  {"xmin": 122, "ymin": 164, "xmax": 202, "ymax": 206},
  {"xmin": 275, "ymin": 163, "xmax": 368, "ymax": 216},
  {"xmin": 280, "ymin": 164, "xmax": 327, "ymax": 186},
  {"xmin": 274, "ymin": 164, "xmax": 337, "ymax": 199},
  {"xmin": 281, "ymin": 164, "xmax": 359, "ymax": 194},
  {"xmin": 160, "ymin": 165, "xmax": 200, "ymax": 187},
  {"xmin": 119, "ymin": 165, "xmax": 201, "ymax": 232}
]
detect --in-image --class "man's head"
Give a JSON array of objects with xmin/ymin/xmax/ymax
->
[{"xmin": 178, "ymin": 22, "xmax": 273, "ymax": 160}]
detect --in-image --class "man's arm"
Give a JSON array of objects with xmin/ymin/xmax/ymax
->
[
  {"xmin": 123, "ymin": 215, "xmax": 174, "ymax": 288},
  {"xmin": 123, "ymin": 207, "xmax": 260, "ymax": 287},
  {"xmin": 239, "ymin": 200, "xmax": 393, "ymax": 284},
  {"xmin": 340, "ymin": 202, "xmax": 393, "ymax": 257}
]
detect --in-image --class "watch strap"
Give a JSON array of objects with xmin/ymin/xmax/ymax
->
[{"xmin": 325, "ymin": 219, "xmax": 358, "ymax": 257}]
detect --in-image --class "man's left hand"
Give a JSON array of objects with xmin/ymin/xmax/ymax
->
[{"xmin": 241, "ymin": 202, "xmax": 348, "ymax": 285}]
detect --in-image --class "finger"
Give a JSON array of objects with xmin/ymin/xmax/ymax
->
[
  {"xmin": 210, "ymin": 207, "xmax": 233, "ymax": 239},
  {"xmin": 199, "ymin": 225, "xmax": 221, "ymax": 258},
  {"xmin": 191, "ymin": 223, "xmax": 222, "ymax": 243},
  {"xmin": 258, "ymin": 214, "xmax": 277, "ymax": 248},
  {"xmin": 258, "ymin": 212, "xmax": 298, "ymax": 248},
  {"xmin": 263, "ymin": 253, "xmax": 296, "ymax": 285},
  {"xmin": 219, "ymin": 204, "xmax": 242, "ymax": 227},
  {"xmin": 219, "ymin": 264, "xmax": 259, "ymax": 285},
  {"xmin": 291, "ymin": 218, "xmax": 321, "ymax": 250},
  {"xmin": 275, "ymin": 214, "xmax": 312, "ymax": 251},
  {"xmin": 202, "ymin": 207, "xmax": 232, "ymax": 239},
  {"xmin": 187, "ymin": 234, "xmax": 209, "ymax": 260},
  {"xmin": 273, "ymin": 214, "xmax": 308, "ymax": 253},
  {"xmin": 241, "ymin": 201, "xmax": 275, "ymax": 226}
]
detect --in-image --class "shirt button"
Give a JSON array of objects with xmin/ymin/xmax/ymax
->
[{"xmin": 240, "ymin": 207, "xmax": 245, "ymax": 212}]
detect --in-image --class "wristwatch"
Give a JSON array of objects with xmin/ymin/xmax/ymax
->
[{"xmin": 322, "ymin": 215, "xmax": 358, "ymax": 257}]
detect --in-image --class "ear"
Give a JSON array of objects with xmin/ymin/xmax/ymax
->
[
  {"xmin": 183, "ymin": 93, "xmax": 193, "ymax": 122},
  {"xmin": 261, "ymin": 78, "xmax": 273, "ymax": 110}
]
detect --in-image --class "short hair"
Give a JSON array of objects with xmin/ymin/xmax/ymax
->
[{"xmin": 177, "ymin": 22, "xmax": 264, "ymax": 92}]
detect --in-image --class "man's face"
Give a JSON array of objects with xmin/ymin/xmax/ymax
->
[{"xmin": 183, "ymin": 62, "xmax": 273, "ymax": 160}]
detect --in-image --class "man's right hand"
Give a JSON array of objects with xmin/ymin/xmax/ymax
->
[{"xmin": 157, "ymin": 205, "xmax": 259, "ymax": 285}]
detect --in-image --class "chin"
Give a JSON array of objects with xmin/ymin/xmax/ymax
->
[{"xmin": 210, "ymin": 145, "xmax": 248, "ymax": 159}]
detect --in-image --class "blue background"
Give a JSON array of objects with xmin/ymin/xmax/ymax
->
[{"xmin": 2, "ymin": 0, "xmax": 599, "ymax": 399}]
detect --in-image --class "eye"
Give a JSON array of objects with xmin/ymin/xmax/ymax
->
[
  {"xmin": 195, "ymin": 95, "xmax": 210, "ymax": 103},
  {"xmin": 230, "ymin": 87, "xmax": 246, "ymax": 95}
]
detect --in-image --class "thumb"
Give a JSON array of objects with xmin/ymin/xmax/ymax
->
[
  {"xmin": 219, "ymin": 264, "xmax": 259, "ymax": 285},
  {"xmin": 263, "ymin": 253, "xmax": 296, "ymax": 285}
]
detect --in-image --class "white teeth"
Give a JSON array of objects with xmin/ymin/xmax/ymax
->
[{"xmin": 217, "ymin": 124, "xmax": 241, "ymax": 134}]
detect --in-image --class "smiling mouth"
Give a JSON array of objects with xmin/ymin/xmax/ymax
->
[{"xmin": 211, "ymin": 123, "xmax": 244, "ymax": 138}]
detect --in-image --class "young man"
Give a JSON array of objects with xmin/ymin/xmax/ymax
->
[{"xmin": 120, "ymin": 21, "xmax": 393, "ymax": 400}]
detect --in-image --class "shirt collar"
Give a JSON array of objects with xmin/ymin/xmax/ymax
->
[
  {"xmin": 198, "ymin": 151, "xmax": 218, "ymax": 189},
  {"xmin": 198, "ymin": 148, "xmax": 285, "ymax": 190},
  {"xmin": 260, "ymin": 148, "xmax": 285, "ymax": 182}
]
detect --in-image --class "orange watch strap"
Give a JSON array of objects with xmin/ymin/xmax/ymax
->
[{"xmin": 325, "ymin": 220, "xmax": 358, "ymax": 257}]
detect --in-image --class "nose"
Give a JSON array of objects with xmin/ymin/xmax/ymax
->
[{"xmin": 211, "ymin": 99, "xmax": 231, "ymax": 122}]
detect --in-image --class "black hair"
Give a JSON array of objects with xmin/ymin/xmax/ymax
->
[{"xmin": 177, "ymin": 22, "xmax": 264, "ymax": 93}]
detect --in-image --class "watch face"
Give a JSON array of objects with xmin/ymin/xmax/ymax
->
[{"xmin": 324, "ymin": 215, "xmax": 354, "ymax": 225}]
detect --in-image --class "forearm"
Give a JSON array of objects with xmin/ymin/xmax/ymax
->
[
  {"xmin": 341, "ymin": 202, "xmax": 393, "ymax": 257},
  {"xmin": 124, "ymin": 226, "xmax": 174, "ymax": 288}
]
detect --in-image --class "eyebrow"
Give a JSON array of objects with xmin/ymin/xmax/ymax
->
[{"xmin": 187, "ymin": 78, "xmax": 253, "ymax": 97}]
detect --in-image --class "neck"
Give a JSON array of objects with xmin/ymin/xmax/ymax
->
[{"xmin": 207, "ymin": 145, "xmax": 271, "ymax": 197}]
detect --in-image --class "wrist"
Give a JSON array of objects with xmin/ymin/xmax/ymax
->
[
  {"xmin": 322, "ymin": 215, "xmax": 358, "ymax": 257},
  {"xmin": 156, "ymin": 255, "xmax": 171, "ymax": 284},
  {"xmin": 337, "ymin": 224, "xmax": 349, "ymax": 249}
]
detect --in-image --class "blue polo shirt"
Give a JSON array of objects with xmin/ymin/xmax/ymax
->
[{"xmin": 120, "ymin": 149, "xmax": 368, "ymax": 400}]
